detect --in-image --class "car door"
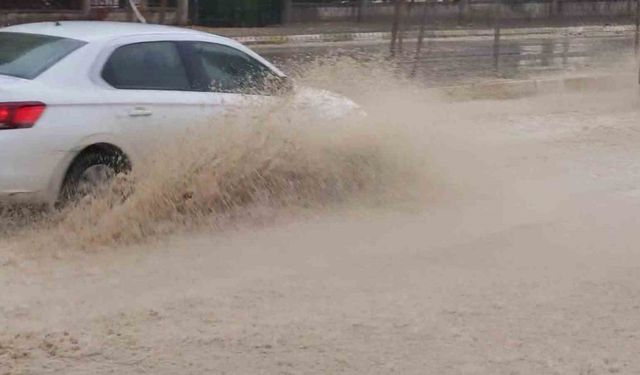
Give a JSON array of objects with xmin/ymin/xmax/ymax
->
[
  {"xmin": 98, "ymin": 40, "xmax": 212, "ymax": 159},
  {"xmin": 95, "ymin": 39, "xmax": 288, "ymax": 164},
  {"xmin": 177, "ymin": 40, "xmax": 289, "ymax": 127}
]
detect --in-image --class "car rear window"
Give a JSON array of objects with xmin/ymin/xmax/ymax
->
[{"xmin": 0, "ymin": 32, "xmax": 86, "ymax": 79}]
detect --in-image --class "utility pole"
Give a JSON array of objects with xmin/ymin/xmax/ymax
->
[{"xmin": 176, "ymin": 0, "xmax": 189, "ymax": 26}]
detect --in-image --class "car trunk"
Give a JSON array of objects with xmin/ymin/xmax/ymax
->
[{"xmin": 0, "ymin": 74, "xmax": 33, "ymax": 102}]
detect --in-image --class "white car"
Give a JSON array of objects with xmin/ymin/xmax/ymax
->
[{"xmin": 0, "ymin": 21, "xmax": 358, "ymax": 206}]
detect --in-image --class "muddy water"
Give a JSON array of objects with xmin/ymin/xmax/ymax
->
[
  {"xmin": 2, "ymin": 56, "xmax": 640, "ymax": 374},
  {"xmin": 1, "ymin": 60, "xmax": 429, "ymax": 249}
]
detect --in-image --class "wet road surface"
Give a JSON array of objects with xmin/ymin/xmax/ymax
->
[{"xmin": 3, "ymin": 31, "xmax": 640, "ymax": 375}]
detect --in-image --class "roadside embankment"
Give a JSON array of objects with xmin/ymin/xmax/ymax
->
[{"xmin": 194, "ymin": 24, "xmax": 636, "ymax": 47}]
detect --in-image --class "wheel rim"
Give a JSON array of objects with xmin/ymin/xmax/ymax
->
[{"xmin": 77, "ymin": 164, "xmax": 115, "ymax": 197}]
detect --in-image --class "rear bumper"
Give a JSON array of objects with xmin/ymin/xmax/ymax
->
[{"xmin": 0, "ymin": 131, "xmax": 72, "ymax": 205}]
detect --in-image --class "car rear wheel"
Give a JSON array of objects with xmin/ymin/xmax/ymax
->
[{"xmin": 59, "ymin": 149, "xmax": 129, "ymax": 205}]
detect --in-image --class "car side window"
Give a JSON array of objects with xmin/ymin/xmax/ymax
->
[
  {"xmin": 186, "ymin": 42, "xmax": 276, "ymax": 95},
  {"xmin": 102, "ymin": 42, "xmax": 190, "ymax": 91}
]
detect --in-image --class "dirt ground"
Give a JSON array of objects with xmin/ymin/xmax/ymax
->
[{"xmin": 3, "ymin": 83, "xmax": 640, "ymax": 374}]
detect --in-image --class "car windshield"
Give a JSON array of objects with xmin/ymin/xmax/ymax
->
[{"xmin": 0, "ymin": 32, "xmax": 86, "ymax": 79}]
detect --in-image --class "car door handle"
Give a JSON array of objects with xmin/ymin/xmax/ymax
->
[{"xmin": 129, "ymin": 107, "xmax": 153, "ymax": 117}]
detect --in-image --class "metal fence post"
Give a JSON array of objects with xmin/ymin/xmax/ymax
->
[
  {"xmin": 412, "ymin": 1, "xmax": 429, "ymax": 77},
  {"xmin": 635, "ymin": 0, "xmax": 639, "ymax": 56},
  {"xmin": 636, "ymin": 0, "xmax": 640, "ymax": 84},
  {"xmin": 493, "ymin": 0, "xmax": 502, "ymax": 73}
]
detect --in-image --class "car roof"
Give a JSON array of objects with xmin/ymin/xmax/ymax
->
[
  {"xmin": 1, "ymin": 21, "xmax": 216, "ymax": 43},
  {"xmin": 0, "ymin": 21, "xmax": 287, "ymax": 79}
]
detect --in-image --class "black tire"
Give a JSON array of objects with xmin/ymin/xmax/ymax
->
[{"xmin": 58, "ymin": 150, "xmax": 130, "ymax": 205}]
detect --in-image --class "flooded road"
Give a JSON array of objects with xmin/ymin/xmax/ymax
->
[{"xmin": 2, "ymin": 37, "xmax": 640, "ymax": 374}]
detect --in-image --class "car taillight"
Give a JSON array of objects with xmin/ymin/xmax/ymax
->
[{"xmin": 0, "ymin": 102, "xmax": 46, "ymax": 130}]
